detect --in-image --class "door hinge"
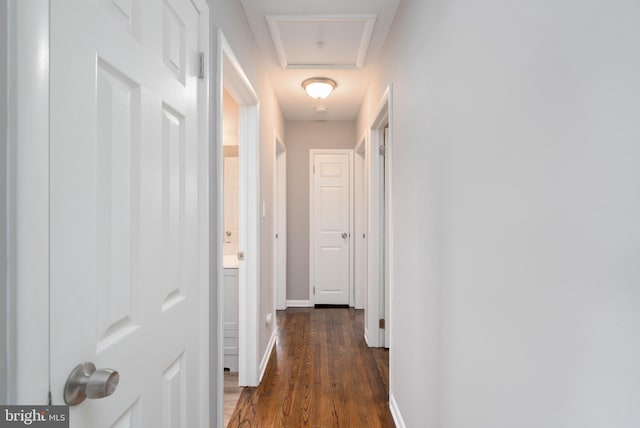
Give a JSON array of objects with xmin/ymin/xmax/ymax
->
[
  {"xmin": 379, "ymin": 318, "xmax": 385, "ymax": 329},
  {"xmin": 313, "ymin": 286, "xmax": 316, "ymax": 295},
  {"xmin": 198, "ymin": 52, "xmax": 205, "ymax": 79},
  {"xmin": 379, "ymin": 144, "xmax": 386, "ymax": 156},
  {"xmin": 275, "ymin": 233, "xmax": 279, "ymax": 239},
  {"xmin": 48, "ymin": 390, "xmax": 52, "ymax": 406}
]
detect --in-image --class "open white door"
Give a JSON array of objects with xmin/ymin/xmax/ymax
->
[
  {"xmin": 354, "ymin": 139, "xmax": 367, "ymax": 310},
  {"xmin": 366, "ymin": 86, "xmax": 393, "ymax": 349},
  {"xmin": 274, "ymin": 133, "xmax": 287, "ymax": 310},
  {"xmin": 383, "ymin": 127, "xmax": 391, "ymax": 348},
  {"xmin": 49, "ymin": 1, "xmax": 208, "ymax": 426},
  {"xmin": 310, "ymin": 150, "xmax": 353, "ymax": 305}
]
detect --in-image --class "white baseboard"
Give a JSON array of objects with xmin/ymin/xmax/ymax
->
[
  {"xmin": 258, "ymin": 329, "xmax": 277, "ymax": 383},
  {"xmin": 364, "ymin": 327, "xmax": 369, "ymax": 346},
  {"xmin": 389, "ymin": 393, "xmax": 406, "ymax": 428},
  {"xmin": 286, "ymin": 299, "xmax": 313, "ymax": 308}
]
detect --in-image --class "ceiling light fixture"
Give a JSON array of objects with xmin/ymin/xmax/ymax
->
[{"xmin": 302, "ymin": 77, "xmax": 337, "ymax": 100}]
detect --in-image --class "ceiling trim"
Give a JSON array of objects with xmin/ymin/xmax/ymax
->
[{"xmin": 265, "ymin": 14, "xmax": 377, "ymax": 69}]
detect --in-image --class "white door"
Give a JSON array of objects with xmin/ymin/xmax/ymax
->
[
  {"xmin": 310, "ymin": 151, "xmax": 353, "ymax": 305},
  {"xmin": 275, "ymin": 143, "xmax": 287, "ymax": 310},
  {"xmin": 49, "ymin": 0, "xmax": 206, "ymax": 426},
  {"xmin": 383, "ymin": 127, "xmax": 391, "ymax": 347},
  {"xmin": 354, "ymin": 145, "xmax": 367, "ymax": 310}
]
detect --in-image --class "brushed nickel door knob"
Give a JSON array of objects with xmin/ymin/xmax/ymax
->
[{"xmin": 64, "ymin": 362, "xmax": 119, "ymax": 406}]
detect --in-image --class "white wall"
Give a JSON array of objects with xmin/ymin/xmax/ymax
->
[
  {"xmin": 358, "ymin": 0, "xmax": 640, "ymax": 427},
  {"xmin": 284, "ymin": 120, "xmax": 356, "ymax": 302}
]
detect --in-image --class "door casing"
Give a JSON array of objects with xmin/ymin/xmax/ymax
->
[{"xmin": 215, "ymin": 29, "xmax": 262, "ymax": 428}]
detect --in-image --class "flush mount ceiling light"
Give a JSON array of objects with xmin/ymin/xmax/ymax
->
[{"xmin": 302, "ymin": 77, "xmax": 337, "ymax": 100}]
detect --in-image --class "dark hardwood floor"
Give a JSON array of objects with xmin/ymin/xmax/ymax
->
[{"xmin": 228, "ymin": 308, "xmax": 394, "ymax": 428}]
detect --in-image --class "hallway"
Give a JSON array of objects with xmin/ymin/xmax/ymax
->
[
  {"xmin": 3, "ymin": 0, "xmax": 640, "ymax": 426},
  {"xmin": 228, "ymin": 308, "xmax": 394, "ymax": 427}
]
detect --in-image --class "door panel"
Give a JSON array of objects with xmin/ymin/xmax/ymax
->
[
  {"xmin": 312, "ymin": 152, "xmax": 352, "ymax": 305},
  {"xmin": 49, "ymin": 0, "xmax": 203, "ymax": 426},
  {"xmin": 275, "ymin": 149, "xmax": 287, "ymax": 310},
  {"xmin": 383, "ymin": 127, "xmax": 390, "ymax": 348}
]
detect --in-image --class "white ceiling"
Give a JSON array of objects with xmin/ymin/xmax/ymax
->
[{"xmin": 240, "ymin": 0, "xmax": 402, "ymax": 121}]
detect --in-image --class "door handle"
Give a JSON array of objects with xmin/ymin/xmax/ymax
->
[
  {"xmin": 341, "ymin": 232, "xmax": 348, "ymax": 239},
  {"xmin": 64, "ymin": 362, "xmax": 119, "ymax": 406}
]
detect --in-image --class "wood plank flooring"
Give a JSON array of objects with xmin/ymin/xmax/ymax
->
[
  {"xmin": 225, "ymin": 371, "xmax": 243, "ymax": 427},
  {"xmin": 227, "ymin": 308, "xmax": 394, "ymax": 428}
]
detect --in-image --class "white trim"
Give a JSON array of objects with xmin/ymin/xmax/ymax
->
[
  {"xmin": 285, "ymin": 300, "xmax": 313, "ymax": 308},
  {"xmin": 258, "ymin": 328, "xmax": 277, "ymax": 383},
  {"xmin": 273, "ymin": 131, "xmax": 287, "ymax": 311},
  {"xmin": 348, "ymin": 150, "xmax": 357, "ymax": 308},
  {"xmin": 389, "ymin": 393, "xmax": 407, "ymax": 428},
  {"xmin": 192, "ymin": 1, "xmax": 211, "ymax": 427},
  {"xmin": 309, "ymin": 149, "xmax": 354, "ymax": 307},
  {"xmin": 216, "ymin": 30, "xmax": 261, "ymax": 411},
  {"xmin": 7, "ymin": 0, "xmax": 50, "ymax": 404}
]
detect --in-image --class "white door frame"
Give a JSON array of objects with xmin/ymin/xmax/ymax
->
[
  {"xmin": 216, "ymin": 29, "xmax": 261, "ymax": 417},
  {"xmin": 309, "ymin": 149, "xmax": 354, "ymax": 306},
  {"xmin": 366, "ymin": 85, "xmax": 393, "ymax": 349},
  {"xmin": 274, "ymin": 131, "xmax": 287, "ymax": 311},
  {"xmin": 354, "ymin": 136, "xmax": 367, "ymax": 310},
  {"xmin": 6, "ymin": 2, "xmax": 211, "ymax": 425}
]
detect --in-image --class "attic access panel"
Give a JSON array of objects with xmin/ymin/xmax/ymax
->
[{"xmin": 266, "ymin": 15, "xmax": 377, "ymax": 69}]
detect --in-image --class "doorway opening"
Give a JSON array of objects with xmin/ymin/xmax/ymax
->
[{"xmin": 216, "ymin": 28, "xmax": 261, "ymax": 427}]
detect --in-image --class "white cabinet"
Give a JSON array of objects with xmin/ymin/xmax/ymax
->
[{"xmin": 223, "ymin": 267, "xmax": 239, "ymax": 371}]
